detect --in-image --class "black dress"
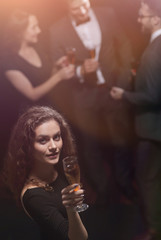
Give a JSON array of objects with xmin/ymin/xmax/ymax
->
[
  {"xmin": 0, "ymin": 47, "xmax": 53, "ymax": 163},
  {"xmin": 1, "ymin": 47, "xmax": 52, "ymax": 120},
  {"xmin": 22, "ymin": 175, "xmax": 69, "ymax": 240}
]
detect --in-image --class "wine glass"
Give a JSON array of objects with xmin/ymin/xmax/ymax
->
[
  {"xmin": 88, "ymin": 48, "xmax": 96, "ymax": 59},
  {"xmin": 65, "ymin": 47, "xmax": 76, "ymax": 65},
  {"xmin": 62, "ymin": 156, "xmax": 89, "ymax": 212}
]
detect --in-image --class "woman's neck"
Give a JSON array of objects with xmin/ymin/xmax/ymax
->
[
  {"xmin": 29, "ymin": 164, "xmax": 58, "ymax": 184},
  {"xmin": 19, "ymin": 43, "xmax": 34, "ymax": 57},
  {"xmin": 18, "ymin": 42, "xmax": 42, "ymax": 67},
  {"xmin": 19, "ymin": 40, "xmax": 30, "ymax": 52}
]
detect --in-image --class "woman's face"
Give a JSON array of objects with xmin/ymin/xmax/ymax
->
[
  {"xmin": 22, "ymin": 15, "xmax": 41, "ymax": 44},
  {"xmin": 33, "ymin": 119, "xmax": 63, "ymax": 166}
]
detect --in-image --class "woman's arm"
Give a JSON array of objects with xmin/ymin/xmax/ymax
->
[
  {"xmin": 5, "ymin": 64, "xmax": 75, "ymax": 101},
  {"xmin": 66, "ymin": 209, "xmax": 88, "ymax": 240},
  {"xmin": 62, "ymin": 184, "xmax": 88, "ymax": 240}
]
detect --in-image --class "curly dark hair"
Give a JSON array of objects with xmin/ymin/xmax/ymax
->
[{"xmin": 3, "ymin": 105, "xmax": 76, "ymax": 203}]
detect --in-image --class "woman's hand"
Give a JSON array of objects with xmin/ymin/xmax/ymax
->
[
  {"xmin": 57, "ymin": 64, "xmax": 75, "ymax": 80},
  {"xmin": 62, "ymin": 185, "xmax": 88, "ymax": 240},
  {"xmin": 51, "ymin": 56, "xmax": 70, "ymax": 75},
  {"xmin": 61, "ymin": 184, "xmax": 84, "ymax": 209},
  {"xmin": 110, "ymin": 86, "xmax": 124, "ymax": 100},
  {"xmin": 56, "ymin": 56, "xmax": 69, "ymax": 68}
]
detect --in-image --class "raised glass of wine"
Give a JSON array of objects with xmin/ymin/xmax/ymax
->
[
  {"xmin": 66, "ymin": 47, "xmax": 76, "ymax": 65},
  {"xmin": 89, "ymin": 48, "xmax": 96, "ymax": 59},
  {"xmin": 62, "ymin": 156, "xmax": 89, "ymax": 212}
]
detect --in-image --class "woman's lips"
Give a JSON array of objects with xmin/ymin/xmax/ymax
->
[{"xmin": 46, "ymin": 152, "xmax": 59, "ymax": 159}]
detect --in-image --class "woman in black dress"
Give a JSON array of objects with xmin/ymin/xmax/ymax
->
[
  {"xmin": 1, "ymin": 9, "xmax": 74, "ymax": 162},
  {"xmin": 2, "ymin": 9, "xmax": 74, "ymax": 103},
  {"xmin": 3, "ymin": 105, "xmax": 88, "ymax": 240}
]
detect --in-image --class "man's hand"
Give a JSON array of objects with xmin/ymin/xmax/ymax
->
[
  {"xmin": 82, "ymin": 59, "xmax": 99, "ymax": 74},
  {"xmin": 110, "ymin": 87, "xmax": 125, "ymax": 100}
]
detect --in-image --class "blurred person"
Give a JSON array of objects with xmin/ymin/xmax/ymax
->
[
  {"xmin": 110, "ymin": 0, "xmax": 161, "ymax": 239},
  {"xmin": 50, "ymin": 0, "xmax": 136, "ymax": 204},
  {"xmin": 0, "ymin": 9, "xmax": 75, "ymax": 164},
  {"xmin": 3, "ymin": 105, "xmax": 88, "ymax": 240}
]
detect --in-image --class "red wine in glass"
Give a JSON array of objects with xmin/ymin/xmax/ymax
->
[
  {"xmin": 66, "ymin": 47, "xmax": 76, "ymax": 64},
  {"xmin": 89, "ymin": 48, "xmax": 96, "ymax": 59}
]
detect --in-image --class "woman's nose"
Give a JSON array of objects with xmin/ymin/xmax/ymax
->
[
  {"xmin": 37, "ymin": 26, "xmax": 41, "ymax": 34},
  {"xmin": 49, "ymin": 139, "xmax": 56, "ymax": 150},
  {"xmin": 137, "ymin": 17, "xmax": 141, "ymax": 23}
]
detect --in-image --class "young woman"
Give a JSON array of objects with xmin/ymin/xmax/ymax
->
[
  {"xmin": 3, "ymin": 105, "xmax": 88, "ymax": 240},
  {"xmin": 2, "ymin": 9, "xmax": 74, "ymax": 102},
  {"xmin": 1, "ymin": 9, "xmax": 74, "ymax": 163}
]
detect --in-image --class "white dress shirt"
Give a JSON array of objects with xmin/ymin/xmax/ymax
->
[
  {"xmin": 71, "ymin": 9, "xmax": 106, "ymax": 85},
  {"xmin": 150, "ymin": 28, "xmax": 161, "ymax": 43}
]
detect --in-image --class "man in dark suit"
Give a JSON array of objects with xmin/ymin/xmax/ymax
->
[
  {"xmin": 50, "ymin": 0, "xmax": 135, "ymax": 204},
  {"xmin": 111, "ymin": 0, "xmax": 161, "ymax": 239}
]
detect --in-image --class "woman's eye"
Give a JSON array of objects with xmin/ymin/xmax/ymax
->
[
  {"xmin": 54, "ymin": 134, "xmax": 61, "ymax": 141},
  {"xmin": 38, "ymin": 139, "xmax": 47, "ymax": 144}
]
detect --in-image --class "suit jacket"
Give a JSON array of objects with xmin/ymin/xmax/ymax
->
[
  {"xmin": 49, "ymin": 7, "xmax": 134, "ymax": 144},
  {"xmin": 124, "ymin": 35, "xmax": 161, "ymax": 142},
  {"xmin": 50, "ymin": 7, "xmax": 132, "ymax": 90}
]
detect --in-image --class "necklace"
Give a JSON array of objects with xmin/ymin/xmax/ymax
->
[
  {"xmin": 26, "ymin": 170, "xmax": 58, "ymax": 192},
  {"xmin": 31, "ymin": 179, "xmax": 53, "ymax": 192},
  {"xmin": 26, "ymin": 177, "xmax": 55, "ymax": 192}
]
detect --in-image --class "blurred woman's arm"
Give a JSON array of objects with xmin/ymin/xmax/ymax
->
[{"xmin": 5, "ymin": 64, "xmax": 75, "ymax": 101}]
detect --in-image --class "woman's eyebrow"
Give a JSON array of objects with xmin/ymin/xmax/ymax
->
[
  {"xmin": 36, "ymin": 131, "xmax": 61, "ymax": 138},
  {"xmin": 35, "ymin": 134, "xmax": 48, "ymax": 139}
]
